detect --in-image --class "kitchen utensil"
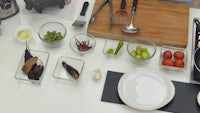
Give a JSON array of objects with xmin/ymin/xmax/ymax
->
[
  {"xmin": 112, "ymin": 0, "xmax": 128, "ymax": 28},
  {"xmin": 0, "ymin": 0, "xmax": 19, "ymax": 20},
  {"xmin": 72, "ymin": 1, "xmax": 89, "ymax": 27},
  {"xmin": 116, "ymin": 0, "xmax": 127, "ymax": 15},
  {"xmin": 89, "ymin": 0, "xmax": 113, "ymax": 29},
  {"xmin": 122, "ymin": 0, "xmax": 138, "ymax": 33},
  {"xmin": 194, "ymin": 47, "xmax": 200, "ymax": 81}
]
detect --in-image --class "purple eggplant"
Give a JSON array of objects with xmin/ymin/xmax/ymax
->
[{"xmin": 62, "ymin": 61, "xmax": 79, "ymax": 80}]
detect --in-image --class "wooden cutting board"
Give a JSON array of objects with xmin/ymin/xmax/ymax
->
[{"xmin": 87, "ymin": 0, "xmax": 189, "ymax": 48}]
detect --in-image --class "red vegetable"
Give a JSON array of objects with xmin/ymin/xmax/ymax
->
[
  {"xmin": 174, "ymin": 59, "xmax": 184, "ymax": 68},
  {"xmin": 162, "ymin": 59, "xmax": 174, "ymax": 66},
  {"xmin": 75, "ymin": 39, "xmax": 92, "ymax": 51},
  {"xmin": 163, "ymin": 50, "xmax": 172, "ymax": 59},
  {"xmin": 173, "ymin": 51, "xmax": 184, "ymax": 59}
]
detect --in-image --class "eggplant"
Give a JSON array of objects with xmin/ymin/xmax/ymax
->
[{"xmin": 62, "ymin": 61, "xmax": 79, "ymax": 80}]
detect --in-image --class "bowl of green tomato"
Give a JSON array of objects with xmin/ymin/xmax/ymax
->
[
  {"xmin": 127, "ymin": 37, "xmax": 156, "ymax": 64},
  {"xmin": 38, "ymin": 22, "xmax": 66, "ymax": 47}
]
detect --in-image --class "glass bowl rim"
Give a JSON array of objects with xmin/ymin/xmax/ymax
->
[
  {"xmin": 127, "ymin": 37, "xmax": 157, "ymax": 61},
  {"xmin": 38, "ymin": 21, "xmax": 67, "ymax": 42},
  {"xmin": 70, "ymin": 32, "xmax": 96, "ymax": 55}
]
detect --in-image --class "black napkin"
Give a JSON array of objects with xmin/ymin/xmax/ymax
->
[{"xmin": 101, "ymin": 71, "xmax": 200, "ymax": 113}]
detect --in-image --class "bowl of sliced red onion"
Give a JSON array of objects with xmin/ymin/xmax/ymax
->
[{"xmin": 70, "ymin": 33, "xmax": 96, "ymax": 56}]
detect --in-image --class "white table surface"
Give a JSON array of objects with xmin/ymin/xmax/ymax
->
[{"xmin": 0, "ymin": 0, "xmax": 200, "ymax": 113}]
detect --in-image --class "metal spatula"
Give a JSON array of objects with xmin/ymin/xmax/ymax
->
[{"xmin": 72, "ymin": 1, "xmax": 89, "ymax": 27}]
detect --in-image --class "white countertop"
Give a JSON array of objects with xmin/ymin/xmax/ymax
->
[{"xmin": 0, "ymin": 0, "xmax": 200, "ymax": 113}]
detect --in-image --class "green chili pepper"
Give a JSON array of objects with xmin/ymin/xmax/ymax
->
[{"xmin": 114, "ymin": 40, "xmax": 124, "ymax": 55}]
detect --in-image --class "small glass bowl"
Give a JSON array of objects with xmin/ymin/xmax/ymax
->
[
  {"xmin": 15, "ymin": 26, "xmax": 33, "ymax": 43},
  {"xmin": 70, "ymin": 33, "xmax": 96, "ymax": 56},
  {"xmin": 127, "ymin": 37, "xmax": 156, "ymax": 64},
  {"xmin": 53, "ymin": 56, "xmax": 84, "ymax": 81},
  {"xmin": 159, "ymin": 46, "xmax": 187, "ymax": 70},
  {"xmin": 102, "ymin": 39, "xmax": 124, "ymax": 57},
  {"xmin": 15, "ymin": 50, "xmax": 49, "ymax": 84},
  {"xmin": 38, "ymin": 21, "xmax": 66, "ymax": 47}
]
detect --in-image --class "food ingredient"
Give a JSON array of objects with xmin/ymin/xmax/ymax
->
[
  {"xmin": 173, "ymin": 51, "xmax": 184, "ymax": 59},
  {"xmin": 162, "ymin": 59, "xmax": 174, "ymax": 66},
  {"xmin": 174, "ymin": 59, "xmax": 184, "ymax": 68},
  {"xmin": 17, "ymin": 29, "xmax": 32, "ymax": 40},
  {"xmin": 62, "ymin": 61, "xmax": 80, "ymax": 80},
  {"xmin": 114, "ymin": 40, "xmax": 124, "ymax": 55},
  {"xmin": 161, "ymin": 50, "xmax": 185, "ymax": 68},
  {"xmin": 92, "ymin": 68, "xmax": 102, "ymax": 80},
  {"xmin": 28, "ymin": 64, "xmax": 44, "ymax": 80},
  {"xmin": 75, "ymin": 38, "xmax": 92, "ymax": 51},
  {"xmin": 163, "ymin": 50, "xmax": 172, "ymax": 59},
  {"xmin": 106, "ymin": 48, "xmax": 114, "ymax": 54},
  {"xmin": 43, "ymin": 31, "xmax": 63, "ymax": 42},
  {"xmin": 130, "ymin": 45, "xmax": 150, "ymax": 59},
  {"xmin": 22, "ymin": 57, "xmax": 38, "ymax": 74},
  {"xmin": 22, "ymin": 47, "xmax": 44, "ymax": 80}
]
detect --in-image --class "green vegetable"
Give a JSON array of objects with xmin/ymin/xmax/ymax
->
[
  {"xmin": 131, "ymin": 45, "xmax": 150, "ymax": 59},
  {"xmin": 43, "ymin": 31, "xmax": 63, "ymax": 42},
  {"xmin": 114, "ymin": 40, "xmax": 124, "ymax": 55},
  {"xmin": 106, "ymin": 48, "xmax": 114, "ymax": 54},
  {"xmin": 130, "ymin": 50, "xmax": 136, "ymax": 57}
]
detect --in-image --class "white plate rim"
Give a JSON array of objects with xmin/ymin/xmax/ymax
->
[{"xmin": 118, "ymin": 68, "xmax": 175, "ymax": 111}]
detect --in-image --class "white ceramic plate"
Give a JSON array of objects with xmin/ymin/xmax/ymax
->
[
  {"xmin": 118, "ymin": 68, "xmax": 175, "ymax": 111},
  {"xmin": 197, "ymin": 92, "xmax": 200, "ymax": 106}
]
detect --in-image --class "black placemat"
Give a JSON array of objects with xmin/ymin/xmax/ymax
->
[{"xmin": 101, "ymin": 71, "xmax": 200, "ymax": 113}]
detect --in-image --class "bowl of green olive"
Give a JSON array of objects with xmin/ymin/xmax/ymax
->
[
  {"xmin": 127, "ymin": 37, "xmax": 156, "ymax": 64},
  {"xmin": 38, "ymin": 22, "xmax": 66, "ymax": 47}
]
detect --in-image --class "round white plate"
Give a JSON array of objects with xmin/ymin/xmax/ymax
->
[
  {"xmin": 197, "ymin": 92, "xmax": 200, "ymax": 106},
  {"xmin": 118, "ymin": 68, "xmax": 175, "ymax": 111}
]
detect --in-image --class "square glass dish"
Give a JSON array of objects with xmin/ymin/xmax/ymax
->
[
  {"xmin": 53, "ymin": 56, "xmax": 84, "ymax": 81},
  {"xmin": 15, "ymin": 49, "xmax": 49, "ymax": 84},
  {"xmin": 102, "ymin": 39, "xmax": 124, "ymax": 56},
  {"xmin": 159, "ymin": 46, "xmax": 187, "ymax": 70}
]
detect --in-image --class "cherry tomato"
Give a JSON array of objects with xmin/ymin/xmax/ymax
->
[
  {"xmin": 163, "ymin": 50, "xmax": 172, "ymax": 59},
  {"xmin": 162, "ymin": 59, "xmax": 174, "ymax": 66},
  {"xmin": 173, "ymin": 51, "xmax": 184, "ymax": 59},
  {"xmin": 174, "ymin": 59, "xmax": 184, "ymax": 68}
]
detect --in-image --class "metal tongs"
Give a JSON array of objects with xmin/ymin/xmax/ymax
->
[{"xmin": 89, "ymin": 0, "xmax": 113, "ymax": 29}]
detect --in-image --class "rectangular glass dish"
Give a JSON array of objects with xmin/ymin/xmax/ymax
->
[
  {"xmin": 53, "ymin": 56, "xmax": 84, "ymax": 81},
  {"xmin": 15, "ymin": 49, "xmax": 49, "ymax": 84},
  {"xmin": 159, "ymin": 46, "xmax": 187, "ymax": 71}
]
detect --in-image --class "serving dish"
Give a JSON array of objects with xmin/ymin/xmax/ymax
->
[
  {"xmin": 102, "ymin": 39, "xmax": 124, "ymax": 56},
  {"xmin": 15, "ymin": 26, "xmax": 33, "ymax": 43},
  {"xmin": 197, "ymin": 92, "xmax": 200, "ymax": 106},
  {"xmin": 38, "ymin": 21, "xmax": 67, "ymax": 47},
  {"xmin": 70, "ymin": 33, "xmax": 96, "ymax": 56},
  {"xmin": 118, "ymin": 68, "xmax": 175, "ymax": 111},
  {"xmin": 53, "ymin": 56, "xmax": 84, "ymax": 81},
  {"xmin": 160, "ymin": 46, "xmax": 187, "ymax": 70},
  {"xmin": 127, "ymin": 37, "xmax": 156, "ymax": 64},
  {"xmin": 15, "ymin": 50, "xmax": 49, "ymax": 84}
]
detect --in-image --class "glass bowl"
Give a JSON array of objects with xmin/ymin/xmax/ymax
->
[
  {"xmin": 159, "ymin": 46, "xmax": 187, "ymax": 70},
  {"xmin": 15, "ymin": 26, "xmax": 33, "ymax": 43},
  {"xmin": 70, "ymin": 33, "xmax": 96, "ymax": 56},
  {"xmin": 127, "ymin": 37, "xmax": 156, "ymax": 64},
  {"xmin": 102, "ymin": 39, "xmax": 124, "ymax": 57},
  {"xmin": 15, "ymin": 49, "xmax": 49, "ymax": 84},
  {"xmin": 53, "ymin": 56, "xmax": 84, "ymax": 81},
  {"xmin": 38, "ymin": 21, "xmax": 66, "ymax": 47}
]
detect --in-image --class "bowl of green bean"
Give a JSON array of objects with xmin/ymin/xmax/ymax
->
[{"xmin": 38, "ymin": 22, "xmax": 67, "ymax": 47}]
